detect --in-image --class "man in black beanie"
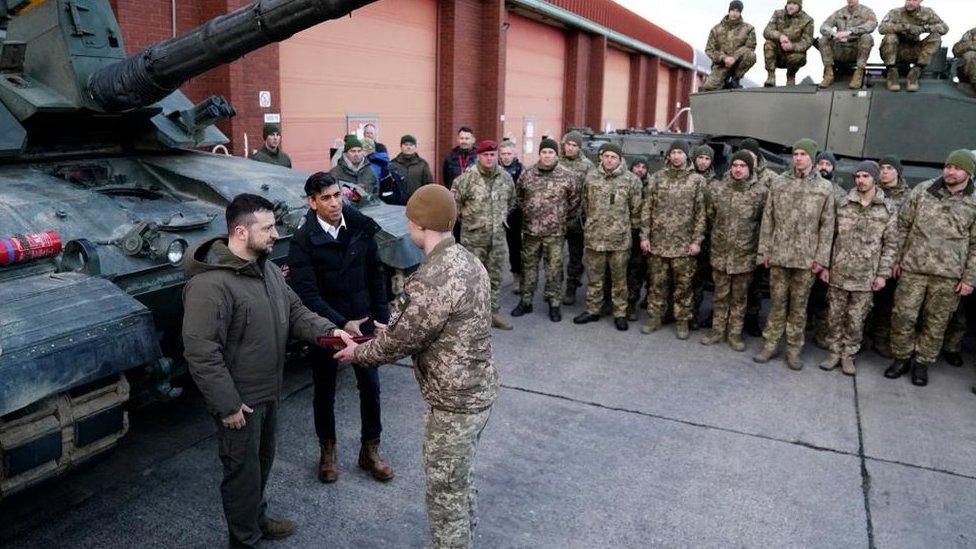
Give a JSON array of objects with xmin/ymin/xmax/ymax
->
[
  {"xmin": 250, "ymin": 123, "xmax": 292, "ymax": 168},
  {"xmin": 867, "ymin": 154, "xmax": 910, "ymax": 357},
  {"xmin": 702, "ymin": 1, "xmax": 757, "ymax": 91}
]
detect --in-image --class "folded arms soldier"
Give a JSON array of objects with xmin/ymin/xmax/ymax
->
[{"xmin": 879, "ymin": 0, "xmax": 948, "ymax": 92}]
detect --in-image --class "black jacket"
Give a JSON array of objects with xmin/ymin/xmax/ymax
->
[
  {"xmin": 287, "ymin": 206, "xmax": 390, "ymax": 329},
  {"xmin": 442, "ymin": 146, "xmax": 477, "ymax": 189}
]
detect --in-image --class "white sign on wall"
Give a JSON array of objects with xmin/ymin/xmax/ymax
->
[
  {"xmin": 259, "ymin": 91, "xmax": 272, "ymax": 108},
  {"xmin": 264, "ymin": 113, "xmax": 281, "ymax": 123}
]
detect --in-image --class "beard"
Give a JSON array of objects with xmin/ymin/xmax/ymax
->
[{"xmin": 246, "ymin": 235, "xmax": 274, "ymax": 258}]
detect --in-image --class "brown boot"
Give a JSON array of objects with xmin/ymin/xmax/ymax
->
[
  {"xmin": 841, "ymin": 355, "xmax": 856, "ymax": 376},
  {"xmin": 727, "ymin": 333, "xmax": 746, "ymax": 352},
  {"xmin": 260, "ymin": 517, "xmax": 296, "ymax": 540},
  {"xmin": 358, "ymin": 439, "xmax": 395, "ymax": 482},
  {"xmin": 886, "ymin": 67, "xmax": 901, "ymax": 91},
  {"xmin": 786, "ymin": 348, "xmax": 803, "ymax": 371},
  {"xmin": 849, "ymin": 67, "xmax": 865, "ymax": 89},
  {"xmin": 700, "ymin": 330, "xmax": 724, "ymax": 346},
  {"xmin": 906, "ymin": 66, "xmax": 921, "ymax": 92},
  {"xmin": 819, "ymin": 66, "xmax": 834, "ymax": 88},
  {"xmin": 764, "ymin": 70, "xmax": 776, "ymax": 87},
  {"xmin": 318, "ymin": 439, "xmax": 338, "ymax": 483},
  {"xmin": 753, "ymin": 343, "xmax": 779, "ymax": 363},
  {"xmin": 491, "ymin": 313, "xmax": 513, "ymax": 331},
  {"xmin": 819, "ymin": 353, "xmax": 840, "ymax": 371}
]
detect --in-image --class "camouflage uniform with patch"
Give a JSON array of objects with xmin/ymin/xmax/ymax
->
[
  {"xmin": 868, "ymin": 175, "xmax": 911, "ymax": 353},
  {"xmin": 517, "ymin": 162, "xmax": 580, "ymax": 306},
  {"xmin": 561, "ymin": 151, "xmax": 596, "ymax": 299},
  {"xmin": 952, "ymin": 28, "xmax": 976, "ymax": 91},
  {"xmin": 763, "ymin": 4, "xmax": 815, "ymax": 82},
  {"xmin": 890, "ymin": 178, "xmax": 976, "ymax": 366},
  {"xmin": 354, "ymin": 237, "xmax": 498, "ymax": 549},
  {"xmin": 824, "ymin": 189, "xmax": 898, "ymax": 358},
  {"xmin": 452, "ymin": 165, "xmax": 516, "ymax": 313},
  {"xmin": 818, "ymin": 3, "xmax": 878, "ymax": 69},
  {"xmin": 582, "ymin": 163, "xmax": 643, "ymax": 317},
  {"xmin": 702, "ymin": 15, "xmax": 758, "ymax": 91},
  {"xmin": 879, "ymin": 4, "xmax": 948, "ymax": 88},
  {"xmin": 640, "ymin": 164, "xmax": 707, "ymax": 323}
]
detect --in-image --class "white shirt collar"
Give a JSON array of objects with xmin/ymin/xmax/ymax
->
[{"xmin": 317, "ymin": 213, "xmax": 346, "ymax": 239}]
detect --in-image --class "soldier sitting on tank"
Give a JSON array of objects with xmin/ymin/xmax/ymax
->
[
  {"xmin": 818, "ymin": 0, "xmax": 878, "ymax": 90},
  {"xmin": 702, "ymin": 1, "xmax": 757, "ymax": 92},
  {"xmin": 250, "ymin": 123, "xmax": 292, "ymax": 168},
  {"xmin": 762, "ymin": 0, "xmax": 814, "ymax": 87},
  {"xmin": 952, "ymin": 27, "xmax": 976, "ymax": 94},
  {"xmin": 879, "ymin": 0, "xmax": 948, "ymax": 92}
]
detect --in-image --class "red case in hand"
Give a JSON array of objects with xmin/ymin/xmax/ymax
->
[{"xmin": 316, "ymin": 334, "xmax": 375, "ymax": 347}]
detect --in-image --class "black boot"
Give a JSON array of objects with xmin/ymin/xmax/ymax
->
[
  {"xmin": 614, "ymin": 317, "xmax": 629, "ymax": 331},
  {"xmin": 511, "ymin": 301, "xmax": 532, "ymax": 317},
  {"xmin": 911, "ymin": 361, "xmax": 929, "ymax": 386},
  {"xmin": 884, "ymin": 358, "xmax": 912, "ymax": 379},
  {"xmin": 573, "ymin": 312, "xmax": 600, "ymax": 325},
  {"xmin": 549, "ymin": 305, "xmax": 562, "ymax": 322},
  {"xmin": 944, "ymin": 351, "xmax": 963, "ymax": 367},
  {"xmin": 744, "ymin": 314, "xmax": 762, "ymax": 337}
]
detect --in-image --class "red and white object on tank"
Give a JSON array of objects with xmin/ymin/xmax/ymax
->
[{"xmin": 0, "ymin": 231, "xmax": 63, "ymax": 266}]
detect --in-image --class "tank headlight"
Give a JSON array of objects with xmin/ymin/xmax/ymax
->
[{"xmin": 167, "ymin": 239, "xmax": 187, "ymax": 265}]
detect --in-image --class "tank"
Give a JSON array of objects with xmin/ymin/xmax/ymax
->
[{"xmin": 0, "ymin": 0, "xmax": 426, "ymax": 500}]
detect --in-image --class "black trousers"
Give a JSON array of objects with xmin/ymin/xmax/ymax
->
[
  {"xmin": 506, "ymin": 206, "xmax": 523, "ymax": 275},
  {"xmin": 312, "ymin": 349, "xmax": 382, "ymax": 443}
]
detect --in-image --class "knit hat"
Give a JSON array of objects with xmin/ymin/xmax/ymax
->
[
  {"xmin": 879, "ymin": 154, "xmax": 903, "ymax": 176},
  {"xmin": 343, "ymin": 134, "xmax": 363, "ymax": 152},
  {"xmin": 729, "ymin": 1, "xmax": 743, "ymax": 12},
  {"xmin": 730, "ymin": 150, "xmax": 755, "ymax": 175},
  {"xmin": 816, "ymin": 150, "xmax": 837, "ymax": 168},
  {"xmin": 263, "ymin": 123, "xmax": 280, "ymax": 138},
  {"xmin": 539, "ymin": 138, "xmax": 560, "ymax": 154},
  {"xmin": 792, "ymin": 138, "xmax": 818, "ymax": 159},
  {"xmin": 598, "ymin": 142, "xmax": 623, "ymax": 158},
  {"xmin": 787, "ymin": 0, "xmax": 801, "ymax": 7},
  {"xmin": 738, "ymin": 138, "xmax": 761, "ymax": 157},
  {"xmin": 406, "ymin": 184, "xmax": 456, "ymax": 232},
  {"xmin": 562, "ymin": 131, "xmax": 585, "ymax": 147},
  {"xmin": 631, "ymin": 155, "xmax": 649, "ymax": 168},
  {"xmin": 668, "ymin": 139, "xmax": 691, "ymax": 156},
  {"xmin": 401, "ymin": 134, "xmax": 417, "ymax": 146},
  {"xmin": 945, "ymin": 149, "xmax": 976, "ymax": 175},
  {"xmin": 476, "ymin": 140, "xmax": 498, "ymax": 154},
  {"xmin": 692, "ymin": 144, "xmax": 714, "ymax": 160},
  {"xmin": 854, "ymin": 160, "xmax": 880, "ymax": 182},
  {"xmin": 361, "ymin": 137, "xmax": 376, "ymax": 153}
]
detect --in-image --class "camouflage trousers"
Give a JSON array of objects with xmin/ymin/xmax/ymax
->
[
  {"xmin": 826, "ymin": 286, "xmax": 874, "ymax": 356},
  {"xmin": 564, "ymin": 218, "xmax": 585, "ymax": 290},
  {"xmin": 701, "ymin": 52, "xmax": 757, "ymax": 91},
  {"xmin": 463, "ymin": 235, "xmax": 508, "ymax": 313},
  {"xmin": 880, "ymin": 33, "xmax": 943, "ymax": 66},
  {"xmin": 521, "ymin": 233, "xmax": 565, "ymax": 306},
  {"xmin": 819, "ymin": 33, "xmax": 874, "ymax": 68},
  {"xmin": 763, "ymin": 266, "xmax": 816, "ymax": 350},
  {"xmin": 648, "ymin": 255, "xmax": 696, "ymax": 322},
  {"xmin": 942, "ymin": 301, "xmax": 967, "ymax": 353},
  {"xmin": 423, "ymin": 406, "xmax": 491, "ymax": 549},
  {"xmin": 585, "ymin": 248, "xmax": 629, "ymax": 317},
  {"xmin": 764, "ymin": 41, "xmax": 808, "ymax": 71},
  {"xmin": 890, "ymin": 272, "xmax": 960, "ymax": 364},
  {"xmin": 711, "ymin": 269, "xmax": 752, "ymax": 336},
  {"xmin": 958, "ymin": 51, "xmax": 976, "ymax": 83}
]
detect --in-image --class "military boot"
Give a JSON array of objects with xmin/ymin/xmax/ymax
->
[
  {"xmin": 943, "ymin": 351, "xmax": 963, "ymax": 367},
  {"xmin": 260, "ymin": 517, "xmax": 296, "ymax": 541},
  {"xmin": 700, "ymin": 330, "xmax": 724, "ymax": 346},
  {"xmin": 786, "ymin": 70, "xmax": 797, "ymax": 86},
  {"xmin": 510, "ymin": 301, "xmax": 532, "ymax": 317},
  {"xmin": 744, "ymin": 313, "xmax": 763, "ymax": 337},
  {"xmin": 819, "ymin": 65, "xmax": 835, "ymax": 88},
  {"xmin": 849, "ymin": 67, "xmax": 865, "ymax": 89},
  {"xmin": 562, "ymin": 286, "xmax": 577, "ymax": 306},
  {"xmin": 727, "ymin": 333, "xmax": 746, "ymax": 352},
  {"xmin": 491, "ymin": 314, "xmax": 513, "ymax": 331},
  {"xmin": 318, "ymin": 439, "xmax": 338, "ymax": 484},
  {"xmin": 841, "ymin": 356, "xmax": 856, "ymax": 376},
  {"xmin": 911, "ymin": 361, "xmax": 929, "ymax": 386},
  {"xmin": 641, "ymin": 316, "xmax": 661, "ymax": 335},
  {"xmin": 872, "ymin": 340, "xmax": 893, "ymax": 359},
  {"xmin": 906, "ymin": 66, "xmax": 921, "ymax": 92},
  {"xmin": 886, "ymin": 67, "xmax": 901, "ymax": 91},
  {"xmin": 819, "ymin": 353, "xmax": 841, "ymax": 371},
  {"xmin": 785, "ymin": 348, "xmax": 803, "ymax": 370},
  {"xmin": 764, "ymin": 70, "xmax": 776, "ymax": 87},
  {"xmin": 884, "ymin": 357, "xmax": 911, "ymax": 379},
  {"xmin": 675, "ymin": 320, "xmax": 690, "ymax": 340},
  {"xmin": 358, "ymin": 439, "xmax": 394, "ymax": 481},
  {"xmin": 753, "ymin": 343, "xmax": 779, "ymax": 363},
  {"xmin": 549, "ymin": 304, "xmax": 562, "ymax": 322}
]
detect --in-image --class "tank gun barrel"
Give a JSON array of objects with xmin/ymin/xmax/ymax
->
[{"xmin": 88, "ymin": 0, "xmax": 376, "ymax": 112}]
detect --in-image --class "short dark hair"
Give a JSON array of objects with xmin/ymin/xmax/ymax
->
[
  {"xmin": 304, "ymin": 172, "xmax": 340, "ymax": 197},
  {"xmin": 226, "ymin": 193, "xmax": 275, "ymax": 233},
  {"xmin": 458, "ymin": 126, "xmax": 474, "ymax": 135}
]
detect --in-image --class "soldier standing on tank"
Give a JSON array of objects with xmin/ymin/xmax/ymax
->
[
  {"xmin": 762, "ymin": 0, "xmax": 815, "ymax": 87},
  {"xmin": 334, "ymin": 184, "xmax": 499, "ymax": 549},
  {"xmin": 692, "ymin": 144, "xmax": 718, "ymax": 329},
  {"xmin": 701, "ymin": 151, "xmax": 767, "ymax": 351},
  {"xmin": 952, "ymin": 27, "xmax": 976, "ymax": 94},
  {"xmin": 885, "ymin": 150, "xmax": 976, "ymax": 387},
  {"xmin": 818, "ymin": 0, "xmax": 878, "ymax": 90},
  {"xmin": 754, "ymin": 138, "xmax": 835, "ymax": 370},
  {"xmin": 250, "ymin": 123, "xmax": 292, "ymax": 168},
  {"xmin": 626, "ymin": 156, "xmax": 651, "ymax": 321},
  {"xmin": 453, "ymin": 140, "xmax": 516, "ymax": 331},
  {"xmin": 818, "ymin": 161, "xmax": 898, "ymax": 376},
  {"xmin": 573, "ymin": 143, "xmax": 642, "ymax": 331},
  {"xmin": 702, "ymin": 1, "xmax": 757, "ymax": 92},
  {"xmin": 511, "ymin": 138, "xmax": 580, "ymax": 323},
  {"xmin": 639, "ymin": 140, "xmax": 707, "ymax": 340},
  {"xmin": 879, "ymin": 0, "xmax": 948, "ymax": 92},
  {"xmin": 868, "ymin": 155, "xmax": 911, "ymax": 358},
  {"xmin": 560, "ymin": 131, "xmax": 596, "ymax": 306}
]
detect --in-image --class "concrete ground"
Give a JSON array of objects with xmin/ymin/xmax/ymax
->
[{"xmin": 2, "ymin": 279, "xmax": 975, "ymax": 548}]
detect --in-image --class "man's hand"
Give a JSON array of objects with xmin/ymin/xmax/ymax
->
[
  {"xmin": 640, "ymin": 239, "xmax": 651, "ymax": 254},
  {"xmin": 222, "ymin": 403, "xmax": 253, "ymax": 430},
  {"xmin": 687, "ymin": 243, "xmax": 701, "ymax": 257},
  {"xmin": 373, "ymin": 321, "xmax": 388, "ymax": 334},
  {"xmin": 782, "ymin": 43, "xmax": 794, "ymax": 52},
  {"xmin": 763, "ymin": 257, "xmax": 771, "ymax": 269},
  {"xmin": 835, "ymin": 30, "xmax": 851, "ymax": 42},
  {"xmin": 812, "ymin": 261, "xmax": 824, "ymax": 275},
  {"xmin": 724, "ymin": 56, "xmax": 736, "ymax": 67},
  {"xmin": 344, "ymin": 317, "xmax": 368, "ymax": 336},
  {"xmin": 892, "ymin": 264, "xmax": 902, "ymax": 279},
  {"xmin": 872, "ymin": 277, "xmax": 887, "ymax": 292},
  {"xmin": 818, "ymin": 269, "xmax": 830, "ymax": 284},
  {"xmin": 780, "ymin": 35, "xmax": 790, "ymax": 46},
  {"xmin": 333, "ymin": 331, "xmax": 360, "ymax": 363},
  {"xmin": 956, "ymin": 281, "xmax": 974, "ymax": 297}
]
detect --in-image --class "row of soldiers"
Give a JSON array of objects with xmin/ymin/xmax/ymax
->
[
  {"xmin": 450, "ymin": 130, "xmax": 976, "ymax": 391},
  {"xmin": 701, "ymin": 0, "xmax": 976, "ymax": 93}
]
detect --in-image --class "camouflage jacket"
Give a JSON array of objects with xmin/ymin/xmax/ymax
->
[
  {"xmin": 355, "ymin": 237, "xmax": 499, "ymax": 413},
  {"xmin": 758, "ymin": 169, "xmax": 836, "ymax": 269},
  {"xmin": 828, "ymin": 189, "xmax": 898, "ymax": 292},
  {"xmin": 641, "ymin": 164, "xmax": 707, "ymax": 258},
  {"xmin": 755, "ymin": 159, "xmax": 778, "ymax": 189},
  {"xmin": 517, "ymin": 162, "xmax": 580, "ymax": 237},
  {"xmin": 705, "ymin": 16, "xmax": 757, "ymax": 64},
  {"xmin": 952, "ymin": 28, "xmax": 976, "ymax": 57},
  {"xmin": 763, "ymin": 8, "xmax": 815, "ymax": 52},
  {"xmin": 880, "ymin": 177, "xmax": 910, "ymax": 209},
  {"xmin": 896, "ymin": 178, "xmax": 976, "ymax": 284},
  {"xmin": 582, "ymin": 163, "xmax": 643, "ymax": 251},
  {"xmin": 879, "ymin": 6, "xmax": 948, "ymax": 38},
  {"xmin": 452, "ymin": 165, "xmax": 515, "ymax": 246},
  {"xmin": 561, "ymin": 153, "xmax": 596, "ymax": 221},
  {"xmin": 820, "ymin": 4, "xmax": 878, "ymax": 38},
  {"xmin": 707, "ymin": 173, "xmax": 767, "ymax": 274}
]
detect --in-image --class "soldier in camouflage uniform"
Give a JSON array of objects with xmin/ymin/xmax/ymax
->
[
  {"xmin": 818, "ymin": 161, "xmax": 898, "ymax": 376},
  {"xmin": 573, "ymin": 143, "xmax": 642, "ymax": 331},
  {"xmin": 639, "ymin": 140, "xmax": 707, "ymax": 340},
  {"xmin": 738, "ymin": 138, "xmax": 775, "ymax": 337},
  {"xmin": 626, "ymin": 156, "xmax": 651, "ymax": 321},
  {"xmin": 452, "ymin": 140, "xmax": 516, "ymax": 330},
  {"xmin": 702, "ymin": 1, "xmax": 757, "ymax": 92},
  {"xmin": 868, "ymin": 155, "xmax": 910, "ymax": 357},
  {"xmin": 701, "ymin": 151, "xmax": 767, "ymax": 351},
  {"xmin": 560, "ymin": 131, "xmax": 596, "ymax": 306},
  {"xmin": 337, "ymin": 184, "xmax": 499, "ymax": 549},
  {"xmin": 511, "ymin": 138, "xmax": 580, "ymax": 323},
  {"xmin": 692, "ymin": 145, "xmax": 718, "ymax": 329},
  {"xmin": 952, "ymin": 27, "xmax": 976, "ymax": 94},
  {"xmin": 754, "ymin": 138, "xmax": 835, "ymax": 370},
  {"xmin": 810, "ymin": 150, "xmax": 844, "ymax": 349},
  {"xmin": 818, "ymin": 1, "xmax": 878, "ymax": 89},
  {"xmin": 884, "ymin": 150, "xmax": 976, "ymax": 387},
  {"xmin": 879, "ymin": 0, "xmax": 948, "ymax": 92},
  {"xmin": 762, "ymin": 0, "xmax": 815, "ymax": 87}
]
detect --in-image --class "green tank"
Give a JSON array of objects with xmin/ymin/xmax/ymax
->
[{"xmin": 0, "ymin": 0, "xmax": 419, "ymax": 500}]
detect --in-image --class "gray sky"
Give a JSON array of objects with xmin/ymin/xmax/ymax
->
[{"xmin": 613, "ymin": 0, "xmax": 972, "ymax": 84}]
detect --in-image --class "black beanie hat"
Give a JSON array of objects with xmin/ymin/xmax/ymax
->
[
  {"xmin": 631, "ymin": 155, "xmax": 650, "ymax": 168},
  {"xmin": 539, "ymin": 138, "xmax": 560, "ymax": 154},
  {"xmin": 855, "ymin": 160, "xmax": 881, "ymax": 182},
  {"xmin": 667, "ymin": 139, "xmax": 691, "ymax": 156},
  {"xmin": 263, "ymin": 123, "xmax": 280, "ymax": 138},
  {"xmin": 599, "ymin": 142, "xmax": 623, "ymax": 158},
  {"xmin": 401, "ymin": 134, "xmax": 417, "ymax": 145},
  {"xmin": 879, "ymin": 155, "xmax": 903, "ymax": 176},
  {"xmin": 816, "ymin": 150, "xmax": 837, "ymax": 168},
  {"xmin": 730, "ymin": 150, "xmax": 755, "ymax": 175},
  {"xmin": 738, "ymin": 138, "xmax": 761, "ymax": 157},
  {"xmin": 730, "ymin": 1, "xmax": 744, "ymax": 12}
]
